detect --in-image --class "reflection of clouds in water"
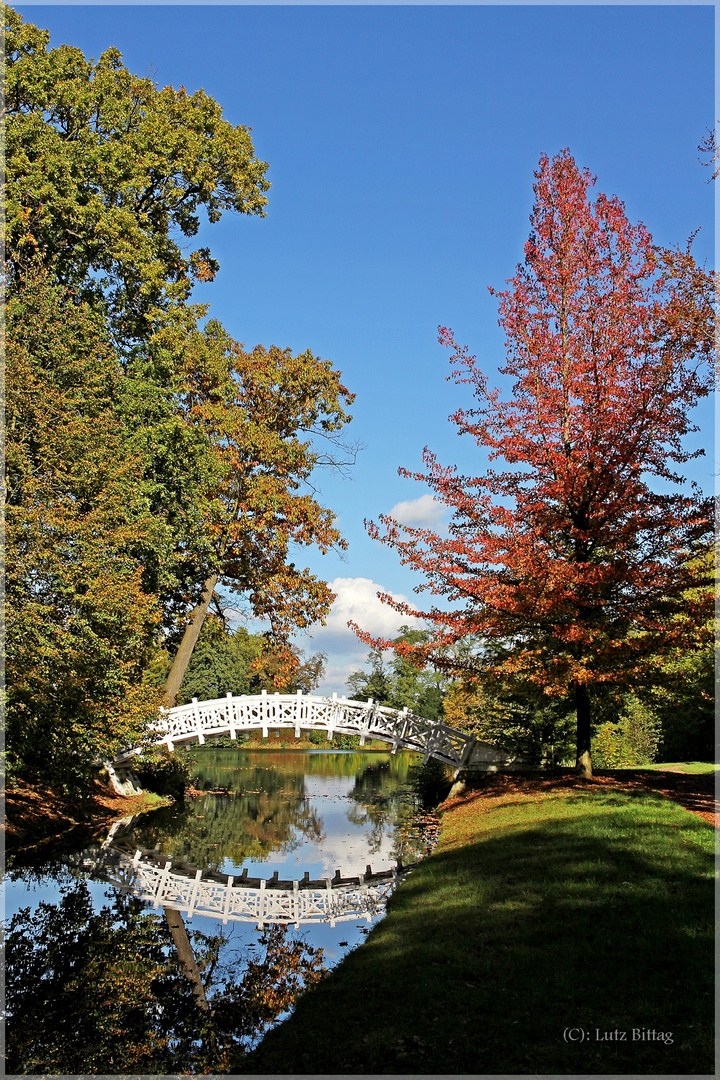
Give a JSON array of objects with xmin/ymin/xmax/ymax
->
[
  {"xmin": 209, "ymin": 756, "xmax": 411, "ymax": 882},
  {"xmin": 230, "ymin": 800, "xmax": 397, "ymax": 881},
  {"xmin": 315, "ymin": 833, "xmax": 397, "ymax": 878}
]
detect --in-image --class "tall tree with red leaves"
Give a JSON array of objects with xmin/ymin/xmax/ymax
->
[{"xmin": 353, "ymin": 150, "xmax": 714, "ymax": 777}]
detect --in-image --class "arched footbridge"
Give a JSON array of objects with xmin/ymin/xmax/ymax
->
[{"xmin": 116, "ymin": 691, "xmax": 478, "ymax": 776}]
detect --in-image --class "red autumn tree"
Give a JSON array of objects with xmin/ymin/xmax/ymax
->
[{"xmin": 353, "ymin": 150, "xmax": 714, "ymax": 777}]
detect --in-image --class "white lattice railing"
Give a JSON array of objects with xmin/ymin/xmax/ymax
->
[
  {"xmin": 93, "ymin": 847, "xmax": 411, "ymax": 928},
  {"xmin": 117, "ymin": 691, "xmax": 476, "ymax": 775}
]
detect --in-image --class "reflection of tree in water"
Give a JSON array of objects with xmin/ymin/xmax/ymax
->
[
  {"xmin": 189, "ymin": 748, "xmax": 418, "ymax": 787},
  {"xmin": 123, "ymin": 750, "xmax": 426, "ymax": 871},
  {"xmin": 5, "ymin": 878, "xmax": 325, "ymax": 1074},
  {"xmin": 129, "ymin": 763, "xmax": 326, "ymax": 871},
  {"xmin": 345, "ymin": 757, "xmax": 425, "ymax": 861}
]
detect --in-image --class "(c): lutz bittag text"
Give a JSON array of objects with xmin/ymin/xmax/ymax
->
[{"xmin": 563, "ymin": 1027, "xmax": 673, "ymax": 1045}]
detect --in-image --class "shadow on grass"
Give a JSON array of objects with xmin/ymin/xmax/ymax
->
[{"xmin": 241, "ymin": 791, "xmax": 714, "ymax": 1075}]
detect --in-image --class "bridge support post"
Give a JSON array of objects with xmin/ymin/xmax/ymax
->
[{"xmin": 453, "ymin": 734, "xmax": 478, "ymax": 778}]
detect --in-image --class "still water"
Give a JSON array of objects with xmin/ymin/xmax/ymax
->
[{"xmin": 4, "ymin": 748, "xmax": 438, "ymax": 1073}]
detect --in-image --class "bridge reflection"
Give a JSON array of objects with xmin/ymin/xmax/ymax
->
[{"xmin": 78, "ymin": 842, "xmax": 414, "ymax": 928}]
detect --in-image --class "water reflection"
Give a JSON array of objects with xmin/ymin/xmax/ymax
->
[
  {"xmin": 5, "ymin": 749, "xmax": 437, "ymax": 1074},
  {"xmin": 5, "ymin": 878, "xmax": 325, "ymax": 1074},
  {"xmin": 127, "ymin": 749, "xmax": 427, "ymax": 877}
]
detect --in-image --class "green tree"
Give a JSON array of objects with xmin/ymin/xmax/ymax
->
[
  {"xmin": 649, "ymin": 643, "xmax": 714, "ymax": 761},
  {"xmin": 347, "ymin": 627, "xmax": 449, "ymax": 721},
  {"xmin": 591, "ymin": 695, "xmax": 662, "ymax": 768},
  {"xmin": 159, "ymin": 330, "xmax": 353, "ymax": 704},
  {"xmin": 5, "ymin": 6, "xmax": 269, "ymax": 348},
  {"xmin": 5, "ymin": 271, "xmax": 165, "ymax": 787},
  {"xmin": 442, "ymin": 668, "xmax": 576, "ymax": 766},
  {"xmin": 171, "ymin": 618, "xmax": 327, "ymax": 705},
  {"xmin": 4, "ymin": 9, "xmax": 354, "ymax": 782},
  {"xmin": 644, "ymin": 550, "xmax": 715, "ymax": 761}
]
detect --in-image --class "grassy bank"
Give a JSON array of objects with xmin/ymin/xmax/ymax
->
[
  {"xmin": 638, "ymin": 761, "xmax": 718, "ymax": 774},
  {"xmin": 242, "ymin": 775, "xmax": 715, "ymax": 1075}
]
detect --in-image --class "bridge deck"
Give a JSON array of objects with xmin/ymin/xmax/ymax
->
[{"xmin": 117, "ymin": 691, "xmax": 477, "ymax": 775}]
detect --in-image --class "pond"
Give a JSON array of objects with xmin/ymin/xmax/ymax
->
[{"xmin": 4, "ymin": 748, "xmax": 443, "ymax": 1074}]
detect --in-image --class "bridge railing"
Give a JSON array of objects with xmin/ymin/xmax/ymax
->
[
  {"xmin": 146, "ymin": 690, "xmax": 476, "ymax": 772},
  {"xmin": 78, "ymin": 845, "xmax": 411, "ymax": 928}
]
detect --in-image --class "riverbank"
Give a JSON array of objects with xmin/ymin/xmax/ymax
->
[
  {"xmin": 3, "ymin": 777, "xmax": 172, "ymax": 856},
  {"xmin": 242, "ymin": 771, "xmax": 715, "ymax": 1075}
]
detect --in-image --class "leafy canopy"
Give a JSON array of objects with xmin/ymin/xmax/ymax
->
[
  {"xmin": 5, "ymin": 5, "xmax": 269, "ymax": 347},
  {"xmin": 353, "ymin": 150, "xmax": 713, "ymax": 768},
  {"xmin": 4, "ymin": 8, "xmax": 354, "ymax": 783}
]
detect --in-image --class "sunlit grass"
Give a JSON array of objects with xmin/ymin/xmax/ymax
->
[
  {"xmin": 242, "ymin": 780, "xmax": 714, "ymax": 1075},
  {"xmin": 637, "ymin": 761, "xmax": 718, "ymax": 773}
]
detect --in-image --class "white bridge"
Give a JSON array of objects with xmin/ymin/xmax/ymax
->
[
  {"xmin": 78, "ymin": 844, "xmax": 413, "ymax": 928},
  {"xmin": 118, "ymin": 691, "xmax": 477, "ymax": 775}
]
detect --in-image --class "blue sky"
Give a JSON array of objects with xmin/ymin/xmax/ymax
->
[{"xmin": 19, "ymin": 4, "xmax": 715, "ymax": 692}]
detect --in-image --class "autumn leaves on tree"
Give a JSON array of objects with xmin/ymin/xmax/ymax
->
[
  {"xmin": 5, "ymin": 7, "xmax": 353, "ymax": 784},
  {"xmin": 5, "ymin": 3, "xmax": 712, "ymax": 785},
  {"xmin": 353, "ymin": 151, "xmax": 713, "ymax": 776}
]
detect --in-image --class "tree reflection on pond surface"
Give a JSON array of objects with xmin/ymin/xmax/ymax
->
[
  {"xmin": 6, "ymin": 878, "xmax": 325, "ymax": 1074},
  {"xmin": 5, "ymin": 749, "xmax": 438, "ymax": 1074}
]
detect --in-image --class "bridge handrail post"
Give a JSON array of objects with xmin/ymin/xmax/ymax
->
[
  {"xmin": 261, "ymin": 688, "xmax": 268, "ymax": 738},
  {"xmin": 153, "ymin": 860, "xmax": 173, "ymax": 908},
  {"xmin": 191, "ymin": 698, "xmax": 206, "ymax": 745},
  {"xmin": 359, "ymin": 698, "xmax": 372, "ymax": 746},
  {"xmin": 326, "ymin": 693, "xmax": 338, "ymax": 741},
  {"xmin": 325, "ymin": 877, "xmax": 335, "ymax": 927},
  {"xmin": 187, "ymin": 868, "xmax": 203, "ymax": 918},
  {"xmin": 222, "ymin": 874, "xmax": 234, "ymax": 925},
  {"xmin": 295, "ymin": 690, "xmax": 302, "ymax": 738},
  {"xmin": 257, "ymin": 878, "xmax": 266, "ymax": 929},
  {"xmin": 226, "ymin": 692, "xmax": 237, "ymax": 741}
]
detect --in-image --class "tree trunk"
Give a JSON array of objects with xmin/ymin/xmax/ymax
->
[
  {"xmin": 574, "ymin": 681, "xmax": 593, "ymax": 778},
  {"xmin": 163, "ymin": 573, "xmax": 218, "ymax": 707},
  {"xmin": 163, "ymin": 906, "xmax": 210, "ymax": 1012}
]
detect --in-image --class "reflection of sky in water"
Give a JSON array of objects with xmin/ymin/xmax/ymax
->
[
  {"xmin": 5, "ymin": 750, "xmax": 423, "ymax": 967},
  {"xmin": 4, "ymin": 874, "xmax": 113, "ymax": 923},
  {"xmin": 223, "ymin": 759, "xmax": 405, "ymax": 880}
]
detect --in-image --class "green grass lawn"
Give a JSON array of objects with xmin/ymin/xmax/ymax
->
[
  {"xmin": 241, "ymin": 779, "xmax": 715, "ymax": 1075},
  {"xmin": 638, "ymin": 761, "xmax": 718, "ymax": 774}
]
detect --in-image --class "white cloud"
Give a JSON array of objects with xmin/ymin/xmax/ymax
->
[
  {"xmin": 300, "ymin": 577, "xmax": 425, "ymax": 695},
  {"xmin": 388, "ymin": 494, "xmax": 447, "ymax": 530},
  {"xmin": 311, "ymin": 576, "xmax": 423, "ymax": 643}
]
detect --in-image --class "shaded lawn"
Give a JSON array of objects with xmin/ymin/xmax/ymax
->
[{"xmin": 241, "ymin": 780, "xmax": 714, "ymax": 1075}]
